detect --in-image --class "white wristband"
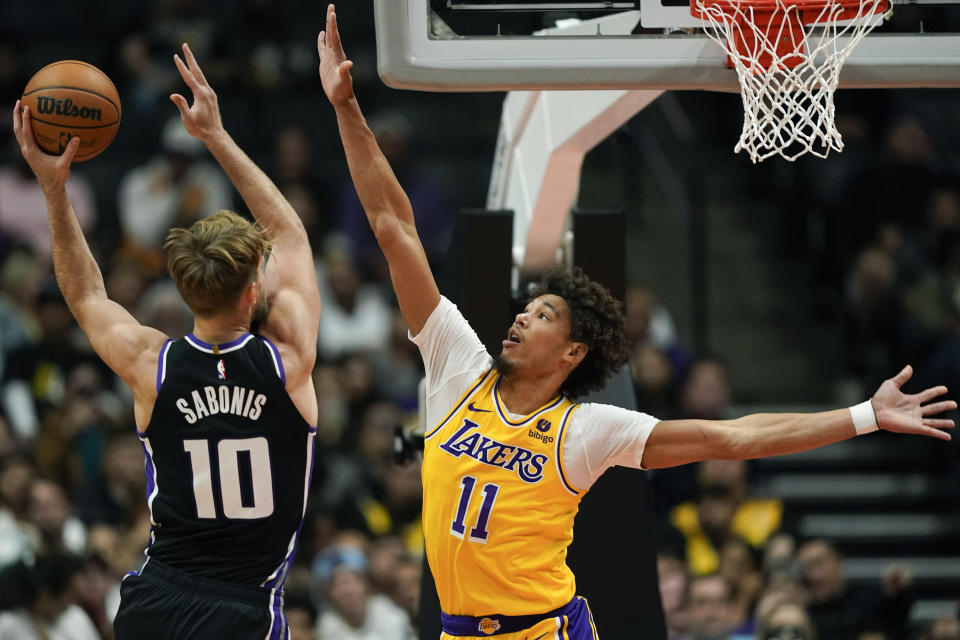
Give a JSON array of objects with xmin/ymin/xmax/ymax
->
[{"xmin": 849, "ymin": 400, "xmax": 878, "ymax": 435}]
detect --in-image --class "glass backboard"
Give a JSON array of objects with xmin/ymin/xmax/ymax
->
[{"xmin": 374, "ymin": 0, "xmax": 960, "ymax": 91}]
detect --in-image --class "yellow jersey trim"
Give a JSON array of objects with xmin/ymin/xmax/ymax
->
[{"xmin": 554, "ymin": 404, "xmax": 583, "ymax": 496}]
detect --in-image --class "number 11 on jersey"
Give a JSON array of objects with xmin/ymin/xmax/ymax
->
[{"xmin": 451, "ymin": 475, "xmax": 500, "ymax": 543}]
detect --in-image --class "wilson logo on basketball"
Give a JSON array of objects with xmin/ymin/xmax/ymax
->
[
  {"xmin": 35, "ymin": 96, "xmax": 102, "ymax": 121},
  {"xmin": 478, "ymin": 618, "xmax": 501, "ymax": 635}
]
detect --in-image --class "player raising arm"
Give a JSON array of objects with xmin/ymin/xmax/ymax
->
[
  {"xmin": 319, "ymin": 5, "xmax": 953, "ymax": 638},
  {"xmin": 13, "ymin": 41, "xmax": 321, "ymax": 640}
]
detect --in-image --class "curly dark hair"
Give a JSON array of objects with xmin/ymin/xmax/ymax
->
[{"xmin": 528, "ymin": 266, "xmax": 629, "ymax": 398}]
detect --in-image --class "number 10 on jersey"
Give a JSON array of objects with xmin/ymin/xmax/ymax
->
[
  {"xmin": 183, "ymin": 437, "xmax": 275, "ymax": 519},
  {"xmin": 451, "ymin": 475, "xmax": 500, "ymax": 543}
]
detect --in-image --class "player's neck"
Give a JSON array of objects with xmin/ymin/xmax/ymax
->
[
  {"xmin": 191, "ymin": 314, "xmax": 251, "ymax": 346},
  {"xmin": 497, "ymin": 372, "xmax": 563, "ymax": 416}
]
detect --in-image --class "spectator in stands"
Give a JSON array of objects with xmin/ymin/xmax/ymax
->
[
  {"xmin": 0, "ymin": 246, "xmax": 37, "ymax": 382},
  {"xmin": 832, "ymin": 115, "xmax": 945, "ymax": 279},
  {"xmin": 0, "ymin": 137, "xmax": 96, "ymax": 260},
  {"xmin": 754, "ymin": 601, "xmax": 816, "ymax": 640},
  {"xmin": 270, "ymin": 125, "xmax": 329, "ymax": 251},
  {"xmin": 1, "ymin": 279, "xmax": 100, "ymax": 443},
  {"xmin": 313, "ymin": 363, "xmax": 348, "ymax": 446},
  {"xmin": 658, "ymin": 545, "xmax": 691, "ymax": 639},
  {"xmin": 333, "ymin": 110, "xmax": 450, "ymax": 278},
  {"xmin": 921, "ymin": 615, "xmax": 960, "ymax": 640},
  {"xmin": 901, "ymin": 227, "xmax": 960, "ymax": 388},
  {"xmin": 313, "ymin": 543, "xmax": 411, "ymax": 640},
  {"xmin": 315, "ymin": 239, "xmax": 392, "ymax": 362},
  {"xmin": 0, "ymin": 456, "xmax": 33, "ymax": 569},
  {"xmin": 631, "ymin": 341, "xmax": 678, "ymax": 419},
  {"xmin": 284, "ymin": 592, "xmax": 319, "ymax": 640},
  {"xmin": 76, "ymin": 433, "xmax": 147, "ymax": 529},
  {"xmin": 683, "ymin": 573, "xmax": 752, "ymax": 640},
  {"xmin": 72, "ymin": 553, "xmax": 115, "ymax": 639},
  {"xmin": 651, "ymin": 355, "xmax": 737, "ymax": 513},
  {"xmin": 720, "ymin": 536, "xmax": 765, "ymax": 636},
  {"xmin": 33, "ymin": 362, "xmax": 123, "ymax": 492},
  {"xmin": 897, "ymin": 186, "xmax": 960, "ymax": 289},
  {"xmin": 391, "ymin": 557, "xmax": 422, "ymax": 630},
  {"xmin": 842, "ymin": 242, "xmax": 905, "ymax": 394},
  {"xmin": 372, "ymin": 311, "xmax": 424, "ymax": 411},
  {"xmin": 798, "ymin": 538, "xmax": 914, "ymax": 640},
  {"xmin": 626, "ymin": 285, "xmax": 689, "ymax": 417},
  {"xmin": 366, "ymin": 535, "xmax": 407, "ymax": 599},
  {"xmin": 135, "ymin": 279, "xmax": 194, "ymax": 339},
  {"xmin": 0, "ymin": 552, "xmax": 99, "ymax": 640},
  {"xmin": 25, "ymin": 478, "xmax": 86, "ymax": 556},
  {"xmin": 671, "ymin": 459, "xmax": 782, "ymax": 576},
  {"xmin": 117, "ymin": 116, "xmax": 233, "ymax": 276}
]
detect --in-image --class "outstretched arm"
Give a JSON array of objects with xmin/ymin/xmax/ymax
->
[
  {"xmin": 169, "ymin": 44, "xmax": 320, "ymax": 380},
  {"xmin": 641, "ymin": 365, "xmax": 954, "ymax": 469},
  {"xmin": 318, "ymin": 4, "xmax": 440, "ymax": 335},
  {"xmin": 11, "ymin": 102, "xmax": 167, "ymax": 409}
]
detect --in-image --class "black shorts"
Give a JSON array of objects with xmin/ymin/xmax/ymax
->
[{"xmin": 114, "ymin": 559, "xmax": 288, "ymax": 640}]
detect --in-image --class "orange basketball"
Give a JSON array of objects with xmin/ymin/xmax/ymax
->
[{"xmin": 21, "ymin": 60, "xmax": 121, "ymax": 162}]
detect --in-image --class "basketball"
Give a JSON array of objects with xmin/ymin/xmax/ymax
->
[{"xmin": 21, "ymin": 60, "xmax": 121, "ymax": 162}]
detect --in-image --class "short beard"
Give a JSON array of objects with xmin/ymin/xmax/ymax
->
[
  {"xmin": 250, "ymin": 293, "xmax": 270, "ymax": 333},
  {"xmin": 493, "ymin": 352, "xmax": 515, "ymax": 376}
]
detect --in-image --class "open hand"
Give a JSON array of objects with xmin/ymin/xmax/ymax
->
[
  {"xmin": 318, "ymin": 4, "xmax": 355, "ymax": 106},
  {"xmin": 11, "ymin": 100, "xmax": 80, "ymax": 193},
  {"xmin": 169, "ymin": 43, "xmax": 224, "ymax": 142},
  {"xmin": 872, "ymin": 365, "xmax": 955, "ymax": 440}
]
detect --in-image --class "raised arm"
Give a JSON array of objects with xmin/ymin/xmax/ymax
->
[
  {"xmin": 169, "ymin": 44, "xmax": 320, "ymax": 378},
  {"xmin": 318, "ymin": 4, "xmax": 440, "ymax": 335},
  {"xmin": 641, "ymin": 365, "xmax": 955, "ymax": 469},
  {"xmin": 11, "ymin": 102, "xmax": 167, "ymax": 423}
]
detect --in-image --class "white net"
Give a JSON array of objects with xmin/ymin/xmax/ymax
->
[{"xmin": 695, "ymin": 0, "xmax": 888, "ymax": 162}]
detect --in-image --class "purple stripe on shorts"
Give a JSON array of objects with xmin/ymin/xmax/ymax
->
[{"xmin": 267, "ymin": 592, "xmax": 286, "ymax": 640}]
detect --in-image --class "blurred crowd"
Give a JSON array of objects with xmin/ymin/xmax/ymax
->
[{"xmin": 0, "ymin": 1, "xmax": 957, "ymax": 639}]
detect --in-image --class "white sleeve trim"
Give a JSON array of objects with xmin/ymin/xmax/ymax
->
[
  {"xmin": 561, "ymin": 403, "xmax": 659, "ymax": 492},
  {"xmin": 409, "ymin": 296, "xmax": 493, "ymax": 432}
]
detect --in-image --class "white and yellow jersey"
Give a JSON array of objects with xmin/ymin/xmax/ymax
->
[{"xmin": 411, "ymin": 297, "xmax": 659, "ymax": 619}]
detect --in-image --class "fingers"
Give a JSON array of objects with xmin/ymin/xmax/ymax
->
[
  {"xmin": 339, "ymin": 60, "xmax": 354, "ymax": 77},
  {"xmin": 918, "ymin": 426, "xmax": 952, "ymax": 441},
  {"xmin": 318, "ymin": 31, "xmax": 326, "ymax": 55},
  {"xmin": 915, "ymin": 385, "xmax": 948, "ymax": 403},
  {"xmin": 921, "ymin": 400, "xmax": 958, "ymax": 416},
  {"xmin": 181, "ymin": 43, "xmax": 209, "ymax": 87},
  {"xmin": 923, "ymin": 418, "xmax": 954, "ymax": 429},
  {"xmin": 169, "ymin": 93, "xmax": 189, "ymax": 116},
  {"xmin": 173, "ymin": 54, "xmax": 198, "ymax": 90},
  {"xmin": 891, "ymin": 364, "xmax": 913, "ymax": 387},
  {"xmin": 20, "ymin": 105, "xmax": 36, "ymax": 148},
  {"xmin": 12, "ymin": 100, "xmax": 22, "ymax": 136},
  {"xmin": 60, "ymin": 135, "xmax": 80, "ymax": 164},
  {"xmin": 328, "ymin": 5, "xmax": 344, "ymax": 54}
]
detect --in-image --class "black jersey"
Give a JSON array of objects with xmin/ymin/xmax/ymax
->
[{"xmin": 138, "ymin": 332, "xmax": 316, "ymax": 589}]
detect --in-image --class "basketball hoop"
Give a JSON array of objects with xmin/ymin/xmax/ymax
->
[{"xmin": 693, "ymin": 0, "xmax": 890, "ymax": 162}]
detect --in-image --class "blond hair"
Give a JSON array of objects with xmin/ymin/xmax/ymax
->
[{"xmin": 164, "ymin": 210, "xmax": 271, "ymax": 316}]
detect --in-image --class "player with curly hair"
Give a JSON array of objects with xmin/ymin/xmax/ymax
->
[{"xmin": 318, "ymin": 5, "xmax": 954, "ymax": 638}]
